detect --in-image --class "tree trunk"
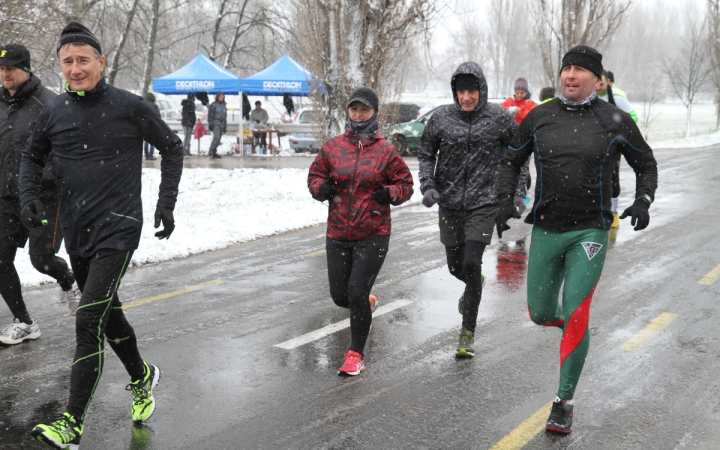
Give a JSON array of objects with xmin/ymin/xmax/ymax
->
[
  {"xmin": 686, "ymin": 103, "xmax": 692, "ymax": 138},
  {"xmin": 210, "ymin": 0, "xmax": 228, "ymax": 62},
  {"xmin": 107, "ymin": 0, "xmax": 140, "ymax": 86},
  {"xmin": 141, "ymin": 0, "xmax": 160, "ymax": 97}
]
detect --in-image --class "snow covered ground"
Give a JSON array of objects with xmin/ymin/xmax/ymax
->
[
  {"xmin": 15, "ymin": 168, "xmax": 422, "ymax": 287},
  {"xmin": 13, "ymin": 99, "xmax": 719, "ymax": 288}
]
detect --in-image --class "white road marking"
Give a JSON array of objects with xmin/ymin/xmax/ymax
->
[{"xmin": 274, "ymin": 299, "xmax": 413, "ymax": 349}]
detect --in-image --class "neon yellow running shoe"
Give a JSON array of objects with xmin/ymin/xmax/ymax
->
[
  {"xmin": 456, "ymin": 328, "xmax": 475, "ymax": 358},
  {"xmin": 126, "ymin": 362, "xmax": 160, "ymax": 422},
  {"xmin": 32, "ymin": 412, "xmax": 83, "ymax": 449}
]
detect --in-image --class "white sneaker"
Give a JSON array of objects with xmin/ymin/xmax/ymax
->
[
  {"xmin": 62, "ymin": 288, "xmax": 82, "ymax": 316},
  {"xmin": 0, "ymin": 319, "xmax": 41, "ymax": 345}
]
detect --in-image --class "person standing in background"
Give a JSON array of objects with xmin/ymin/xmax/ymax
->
[
  {"xmin": 181, "ymin": 93, "xmax": 195, "ymax": 156},
  {"xmin": 501, "ymin": 77, "xmax": 537, "ymax": 125},
  {"xmin": 207, "ymin": 91, "xmax": 227, "ymax": 159},
  {"xmin": 283, "ymin": 92, "xmax": 295, "ymax": 116}
]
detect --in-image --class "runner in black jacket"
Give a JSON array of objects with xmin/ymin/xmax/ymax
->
[
  {"xmin": 417, "ymin": 61, "xmax": 527, "ymax": 358},
  {"xmin": 496, "ymin": 45, "xmax": 658, "ymax": 435},
  {"xmin": 19, "ymin": 22, "xmax": 183, "ymax": 449},
  {"xmin": 0, "ymin": 44, "xmax": 78, "ymax": 346}
]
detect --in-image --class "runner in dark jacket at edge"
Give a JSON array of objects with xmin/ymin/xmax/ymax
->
[
  {"xmin": 308, "ymin": 86, "xmax": 414, "ymax": 376},
  {"xmin": 496, "ymin": 45, "xmax": 658, "ymax": 435},
  {"xmin": 0, "ymin": 43, "xmax": 79, "ymax": 347},
  {"xmin": 19, "ymin": 22, "xmax": 183, "ymax": 449},
  {"xmin": 417, "ymin": 61, "xmax": 527, "ymax": 358}
]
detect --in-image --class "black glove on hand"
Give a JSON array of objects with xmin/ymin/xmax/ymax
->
[
  {"xmin": 513, "ymin": 195, "xmax": 527, "ymax": 215},
  {"xmin": 21, "ymin": 200, "xmax": 46, "ymax": 228},
  {"xmin": 422, "ymin": 189, "xmax": 440, "ymax": 208},
  {"xmin": 319, "ymin": 178, "xmax": 338, "ymax": 201},
  {"xmin": 619, "ymin": 197, "xmax": 650, "ymax": 231},
  {"xmin": 372, "ymin": 187, "xmax": 390, "ymax": 205},
  {"xmin": 495, "ymin": 197, "xmax": 521, "ymax": 239},
  {"xmin": 154, "ymin": 206, "xmax": 175, "ymax": 239}
]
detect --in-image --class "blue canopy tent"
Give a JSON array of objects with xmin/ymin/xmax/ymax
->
[
  {"xmin": 238, "ymin": 54, "xmax": 325, "ymax": 96},
  {"xmin": 152, "ymin": 54, "xmax": 240, "ymax": 94}
]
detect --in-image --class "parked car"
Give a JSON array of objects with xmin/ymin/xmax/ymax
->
[
  {"xmin": 288, "ymin": 133, "xmax": 320, "ymax": 152},
  {"xmin": 156, "ymin": 98, "xmax": 175, "ymax": 121},
  {"xmin": 382, "ymin": 105, "xmax": 443, "ymax": 156},
  {"xmin": 382, "ymin": 102, "xmax": 420, "ymax": 126}
]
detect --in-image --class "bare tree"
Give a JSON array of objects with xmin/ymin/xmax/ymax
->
[
  {"xmin": 531, "ymin": 0, "xmax": 633, "ymax": 87},
  {"xmin": 664, "ymin": 13, "xmax": 711, "ymax": 139},
  {"xmin": 707, "ymin": 0, "xmax": 720, "ymax": 129},
  {"xmin": 289, "ymin": 0, "xmax": 441, "ymax": 142},
  {"xmin": 637, "ymin": 75, "xmax": 662, "ymax": 141},
  {"xmin": 107, "ymin": 0, "xmax": 140, "ymax": 85}
]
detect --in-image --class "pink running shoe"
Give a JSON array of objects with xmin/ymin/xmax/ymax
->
[
  {"xmin": 369, "ymin": 294, "xmax": 379, "ymax": 314},
  {"xmin": 338, "ymin": 350, "xmax": 365, "ymax": 376}
]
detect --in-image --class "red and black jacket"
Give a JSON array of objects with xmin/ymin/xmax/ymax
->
[{"xmin": 308, "ymin": 130, "xmax": 414, "ymax": 241}]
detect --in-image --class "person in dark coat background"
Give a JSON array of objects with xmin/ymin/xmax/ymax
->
[
  {"xmin": 283, "ymin": 92, "xmax": 295, "ymax": 116},
  {"xmin": 21, "ymin": 22, "xmax": 183, "ymax": 448},
  {"xmin": 0, "ymin": 43, "xmax": 78, "ymax": 346},
  {"xmin": 417, "ymin": 61, "xmax": 526, "ymax": 359},
  {"xmin": 207, "ymin": 91, "xmax": 227, "ymax": 158},
  {"xmin": 181, "ymin": 93, "xmax": 196, "ymax": 156},
  {"xmin": 242, "ymin": 93, "xmax": 250, "ymax": 121},
  {"xmin": 143, "ymin": 92, "xmax": 161, "ymax": 160}
]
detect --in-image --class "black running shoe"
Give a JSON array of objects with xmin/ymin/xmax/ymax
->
[{"xmin": 545, "ymin": 399, "xmax": 573, "ymax": 434}]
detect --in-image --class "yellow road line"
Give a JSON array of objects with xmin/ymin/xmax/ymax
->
[
  {"xmin": 123, "ymin": 279, "xmax": 227, "ymax": 310},
  {"xmin": 423, "ymin": 219, "xmax": 439, "ymax": 225},
  {"xmin": 699, "ymin": 263, "xmax": 720, "ymax": 285},
  {"xmin": 489, "ymin": 401, "xmax": 553, "ymax": 450},
  {"xmin": 305, "ymin": 249, "xmax": 326, "ymax": 257},
  {"xmin": 621, "ymin": 312, "xmax": 678, "ymax": 351}
]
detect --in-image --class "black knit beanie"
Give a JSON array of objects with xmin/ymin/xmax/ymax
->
[
  {"xmin": 57, "ymin": 22, "xmax": 102, "ymax": 55},
  {"xmin": 454, "ymin": 74, "xmax": 480, "ymax": 92},
  {"xmin": 560, "ymin": 45, "xmax": 603, "ymax": 78},
  {"xmin": 346, "ymin": 87, "xmax": 379, "ymax": 111}
]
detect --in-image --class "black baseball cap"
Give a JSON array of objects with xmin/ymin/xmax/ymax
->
[{"xmin": 0, "ymin": 44, "xmax": 32, "ymax": 72}]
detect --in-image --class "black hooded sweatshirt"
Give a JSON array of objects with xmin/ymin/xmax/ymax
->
[
  {"xmin": 20, "ymin": 78, "xmax": 184, "ymax": 257},
  {"xmin": 417, "ymin": 62, "xmax": 523, "ymax": 211}
]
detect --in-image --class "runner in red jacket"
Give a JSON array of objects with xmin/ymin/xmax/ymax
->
[{"xmin": 308, "ymin": 86, "xmax": 413, "ymax": 376}]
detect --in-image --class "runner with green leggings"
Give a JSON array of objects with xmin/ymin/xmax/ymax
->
[{"xmin": 496, "ymin": 45, "xmax": 658, "ymax": 434}]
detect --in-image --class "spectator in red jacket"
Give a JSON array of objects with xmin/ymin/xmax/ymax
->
[
  {"xmin": 501, "ymin": 77, "xmax": 537, "ymax": 125},
  {"xmin": 307, "ymin": 86, "xmax": 414, "ymax": 377}
]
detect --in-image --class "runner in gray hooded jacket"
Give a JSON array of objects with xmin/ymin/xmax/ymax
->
[{"xmin": 417, "ymin": 61, "xmax": 526, "ymax": 357}]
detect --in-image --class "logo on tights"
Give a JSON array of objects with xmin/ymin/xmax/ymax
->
[{"xmin": 581, "ymin": 242, "xmax": 603, "ymax": 260}]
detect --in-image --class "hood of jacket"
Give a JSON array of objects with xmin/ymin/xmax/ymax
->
[{"xmin": 450, "ymin": 61, "xmax": 488, "ymax": 115}]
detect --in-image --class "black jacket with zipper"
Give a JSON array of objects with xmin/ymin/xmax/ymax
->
[
  {"xmin": 417, "ymin": 62, "xmax": 523, "ymax": 211},
  {"xmin": 0, "ymin": 75, "xmax": 57, "ymax": 202},
  {"xmin": 19, "ymin": 78, "xmax": 184, "ymax": 257},
  {"xmin": 497, "ymin": 96, "xmax": 658, "ymax": 231}
]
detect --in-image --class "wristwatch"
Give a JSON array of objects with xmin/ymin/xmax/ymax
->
[{"xmin": 638, "ymin": 194, "xmax": 652, "ymax": 204}]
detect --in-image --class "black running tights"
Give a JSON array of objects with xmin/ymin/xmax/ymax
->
[
  {"xmin": 445, "ymin": 240, "xmax": 487, "ymax": 333},
  {"xmin": 326, "ymin": 235, "xmax": 389, "ymax": 356},
  {"xmin": 0, "ymin": 245, "xmax": 30, "ymax": 324},
  {"xmin": 67, "ymin": 250, "xmax": 145, "ymax": 421},
  {"xmin": 30, "ymin": 254, "xmax": 75, "ymax": 291}
]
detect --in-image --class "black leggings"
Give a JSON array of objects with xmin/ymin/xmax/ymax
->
[
  {"xmin": 67, "ymin": 250, "xmax": 144, "ymax": 421},
  {"xmin": 30, "ymin": 254, "xmax": 75, "ymax": 291},
  {"xmin": 0, "ymin": 245, "xmax": 30, "ymax": 324},
  {"xmin": 445, "ymin": 240, "xmax": 487, "ymax": 333},
  {"xmin": 326, "ymin": 235, "xmax": 389, "ymax": 356}
]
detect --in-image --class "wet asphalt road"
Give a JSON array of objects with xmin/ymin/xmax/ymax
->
[{"xmin": 2, "ymin": 147, "xmax": 720, "ymax": 450}]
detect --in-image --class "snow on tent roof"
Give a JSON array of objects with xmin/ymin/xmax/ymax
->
[
  {"xmin": 238, "ymin": 54, "xmax": 325, "ymax": 96},
  {"xmin": 152, "ymin": 54, "xmax": 241, "ymax": 94}
]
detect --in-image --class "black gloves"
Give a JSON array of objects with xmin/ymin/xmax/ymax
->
[
  {"xmin": 495, "ymin": 196, "xmax": 521, "ymax": 239},
  {"xmin": 422, "ymin": 189, "xmax": 440, "ymax": 208},
  {"xmin": 154, "ymin": 206, "xmax": 175, "ymax": 239},
  {"xmin": 373, "ymin": 187, "xmax": 390, "ymax": 205},
  {"xmin": 319, "ymin": 178, "xmax": 338, "ymax": 201},
  {"xmin": 21, "ymin": 200, "xmax": 47, "ymax": 228},
  {"xmin": 619, "ymin": 197, "xmax": 651, "ymax": 231}
]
